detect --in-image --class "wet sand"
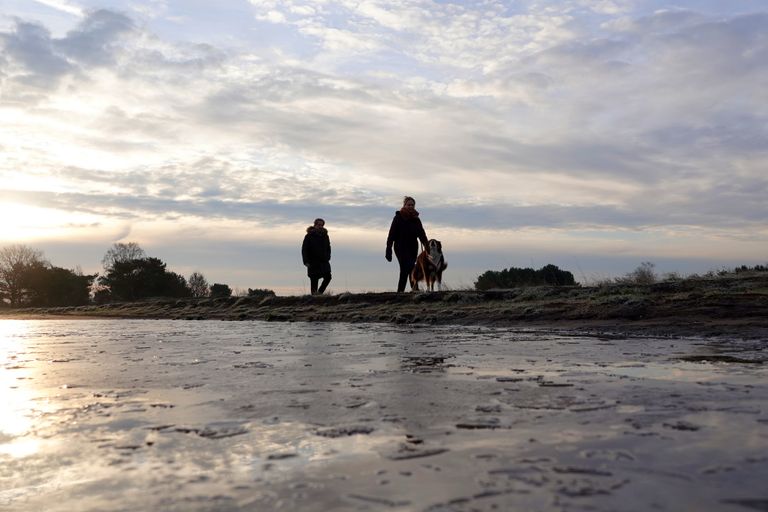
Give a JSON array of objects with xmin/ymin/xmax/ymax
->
[{"xmin": 1, "ymin": 319, "xmax": 767, "ymax": 511}]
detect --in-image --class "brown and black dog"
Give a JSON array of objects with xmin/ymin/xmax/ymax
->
[{"xmin": 410, "ymin": 239, "xmax": 448, "ymax": 291}]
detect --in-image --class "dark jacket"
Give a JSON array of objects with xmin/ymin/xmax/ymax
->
[
  {"xmin": 302, "ymin": 226, "xmax": 331, "ymax": 278},
  {"xmin": 387, "ymin": 211, "xmax": 428, "ymax": 261}
]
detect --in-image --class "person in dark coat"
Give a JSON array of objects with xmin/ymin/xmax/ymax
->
[
  {"xmin": 385, "ymin": 196, "xmax": 429, "ymax": 293},
  {"xmin": 302, "ymin": 218, "xmax": 332, "ymax": 295}
]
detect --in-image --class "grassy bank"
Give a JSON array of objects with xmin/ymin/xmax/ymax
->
[{"xmin": 3, "ymin": 271, "xmax": 768, "ymax": 338}]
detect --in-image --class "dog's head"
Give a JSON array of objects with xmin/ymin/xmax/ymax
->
[{"xmin": 427, "ymin": 239, "xmax": 442, "ymax": 254}]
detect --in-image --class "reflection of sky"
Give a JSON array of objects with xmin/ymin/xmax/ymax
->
[{"xmin": 606, "ymin": 362, "xmax": 768, "ymax": 384}]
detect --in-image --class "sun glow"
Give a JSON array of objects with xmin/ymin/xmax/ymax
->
[{"xmin": 0, "ymin": 202, "xmax": 101, "ymax": 242}]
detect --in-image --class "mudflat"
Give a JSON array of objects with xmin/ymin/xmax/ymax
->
[{"xmin": 1, "ymin": 319, "xmax": 767, "ymax": 511}]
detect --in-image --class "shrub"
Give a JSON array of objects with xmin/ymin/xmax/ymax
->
[
  {"xmin": 624, "ymin": 262, "xmax": 657, "ymax": 285},
  {"xmin": 474, "ymin": 264, "xmax": 576, "ymax": 290},
  {"xmin": 210, "ymin": 283, "xmax": 232, "ymax": 298},
  {"xmin": 247, "ymin": 288, "xmax": 276, "ymax": 298}
]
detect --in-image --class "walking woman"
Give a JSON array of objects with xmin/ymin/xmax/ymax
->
[
  {"xmin": 302, "ymin": 218, "xmax": 332, "ymax": 294},
  {"xmin": 385, "ymin": 196, "xmax": 429, "ymax": 292}
]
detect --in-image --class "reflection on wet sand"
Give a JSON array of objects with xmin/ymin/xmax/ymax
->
[
  {"xmin": 0, "ymin": 320, "xmax": 45, "ymax": 458},
  {"xmin": 1, "ymin": 319, "xmax": 767, "ymax": 511}
]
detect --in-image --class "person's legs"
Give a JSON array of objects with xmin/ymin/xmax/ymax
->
[
  {"xmin": 397, "ymin": 256, "xmax": 415, "ymax": 293},
  {"xmin": 317, "ymin": 274, "xmax": 331, "ymax": 294},
  {"xmin": 310, "ymin": 276, "xmax": 319, "ymax": 294}
]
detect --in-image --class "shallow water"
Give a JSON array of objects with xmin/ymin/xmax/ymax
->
[{"xmin": 1, "ymin": 319, "xmax": 767, "ymax": 511}]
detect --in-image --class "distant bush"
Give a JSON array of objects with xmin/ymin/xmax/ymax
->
[
  {"xmin": 723, "ymin": 264, "xmax": 768, "ymax": 275},
  {"xmin": 247, "ymin": 288, "xmax": 276, "ymax": 298},
  {"xmin": 686, "ymin": 264, "xmax": 768, "ymax": 280},
  {"xmin": 615, "ymin": 262, "xmax": 657, "ymax": 285},
  {"xmin": 474, "ymin": 264, "xmax": 576, "ymax": 290},
  {"xmin": 210, "ymin": 283, "xmax": 232, "ymax": 298}
]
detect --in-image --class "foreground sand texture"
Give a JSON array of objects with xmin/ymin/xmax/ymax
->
[{"xmin": 2, "ymin": 319, "xmax": 767, "ymax": 511}]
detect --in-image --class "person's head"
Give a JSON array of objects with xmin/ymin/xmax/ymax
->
[
  {"xmin": 313, "ymin": 218, "xmax": 325, "ymax": 229},
  {"xmin": 402, "ymin": 196, "xmax": 416, "ymax": 210}
]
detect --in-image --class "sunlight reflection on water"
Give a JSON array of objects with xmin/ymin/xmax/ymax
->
[{"xmin": 0, "ymin": 320, "xmax": 44, "ymax": 457}]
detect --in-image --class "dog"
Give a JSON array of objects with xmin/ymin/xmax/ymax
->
[{"xmin": 410, "ymin": 239, "xmax": 448, "ymax": 292}]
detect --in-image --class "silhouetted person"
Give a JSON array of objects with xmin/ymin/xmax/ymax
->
[
  {"xmin": 386, "ymin": 196, "xmax": 428, "ymax": 293},
  {"xmin": 302, "ymin": 218, "xmax": 332, "ymax": 295}
]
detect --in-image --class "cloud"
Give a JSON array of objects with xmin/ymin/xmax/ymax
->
[
  {"xmin": 57, "ymin": 9, "xmax": 135, "ymax": 66},
  {"xmin": 33, "ymin": 0, "xmax": 84, "ymax": 17},
  {"xmin": 0, "ymin": 21, "xmax": 73, "ymax": 88},
  {"xmin": 2, "ymin": 3, "xmax": 768, "ymax": 287},
  {"xmin": 0, "ymin": 9, "xmax": 135, "ymax": 101}
]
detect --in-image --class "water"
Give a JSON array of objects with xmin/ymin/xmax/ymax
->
[{"xmin": 1, "ymin": 319, "xmax": 767, "ymax": 511}]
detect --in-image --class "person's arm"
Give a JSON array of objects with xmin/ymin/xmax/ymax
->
[
  {"xmin": 326, "ymin": 235, "xmax": 331, "ymax": 261},
  {"xmin": 387, "ymin": 216, "xmax": 398, "ymax": 246},
  {"xmin": 417, "ymin": 219, "xmax": 428, "ymax": 246},
  {"xmin": 301, "ymin": 236, "xmax": 310, "ymax": 266},
  {"xmin": 385, "ymin": 216, "xmax": 397, "ymax": 261}
]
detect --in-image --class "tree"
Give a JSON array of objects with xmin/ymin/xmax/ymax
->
[
  {"xmin": 101, "ymin": 242, "xmax": 145, "ymax": 271},
  {"xmin": 0, "ymin": 244, "xmax": 47, "ymax": 307},
  {"xmin": 98, "ymin": 257, "xmax": 190, "ymax": 301},
  {"xmin": 23, "ymin": 265, "xmax": 96, "ymax": 307},
  {"xmin": 188, "ymin": 272, "xmax": 209, "ymax": 298},
  {"xmin": 209, "ymin": 283, "xmax": 232, "ymax": 298}
]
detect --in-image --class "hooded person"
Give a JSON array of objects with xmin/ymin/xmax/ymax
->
[
  {"xmin": 302, "ymin": 218, "xmax": 332, "ymax": 294},
  {"xmin": 385, "ymin": 196, "xmax": 428, "ymax": 292}
]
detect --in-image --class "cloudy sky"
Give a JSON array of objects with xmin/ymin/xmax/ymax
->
[{"xmin": 1, "ymin": 0, "xmax": 766, "ymax": 294}]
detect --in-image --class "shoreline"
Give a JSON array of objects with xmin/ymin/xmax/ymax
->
[{"xmin": 3, "ymin": 273, "xmax": 768, "ymax": 338}]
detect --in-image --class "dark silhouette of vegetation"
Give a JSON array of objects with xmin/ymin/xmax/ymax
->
[
  {"xmin": 101, "ymin": 242, "xmax": 146, "ymax": 270},
  {"xmin": 0, "ymin": 244, "xmax": 47, "ymax": 306},
  {"xmin": 210, "ymin": 283, "xmax": 232, "ymax": 298},
  {"xmin": 1, "ymin": 244, "xmax": 95, "ymax": 307},
  {"xmin": 23, "ymin": 264, "xmax": 96, "ymax": 307},
  {"xmin": 188, "ymin": 272, "xmax": 209, "ymax": 298},
  {"xmin": 615, "ymin": 261, "xmax": 657, "ymax": 285},
  {"xmin": 247, "ymin": 288, "xmax": 276, "ymax": 298},
  {"xmin": 727, "ymin": 264, "xmax": 768, "ymax": 274},
  {"xmin": 474, "ymin": 264, "xmax": 576, "ymax": 290},
  {"xmin": 98, "ymin": 257, "xmax": 190, "ymax": 301}
]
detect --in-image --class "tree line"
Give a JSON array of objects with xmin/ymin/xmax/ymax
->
[{"xmin": 0, "ymin": 242, "xmax": 273, "ymax": 308}]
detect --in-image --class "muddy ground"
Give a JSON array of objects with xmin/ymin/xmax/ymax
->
[
  {"xmin": 1, "ymin": 319, "xmax": 767, "ymax": 511},
  {"xmin": 3, "ymin": 272, "xmax": 768, "ymax": 338}
]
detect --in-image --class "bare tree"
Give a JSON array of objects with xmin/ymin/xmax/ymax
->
[
  {"xmin": 188, "ymin": 271, "xmax": 209, "ymax": 298},
  {"xmin": 101, "ymin": 242, "xmax": 145, "ymax": 271},
  {"xmin": 0, "ymin": 244, "xmax": 47, "ymax": 307}
]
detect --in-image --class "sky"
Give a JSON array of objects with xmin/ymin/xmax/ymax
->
[{"xmin": 1, "ymin": 0, "xmax": 766, "ymax": 295}]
